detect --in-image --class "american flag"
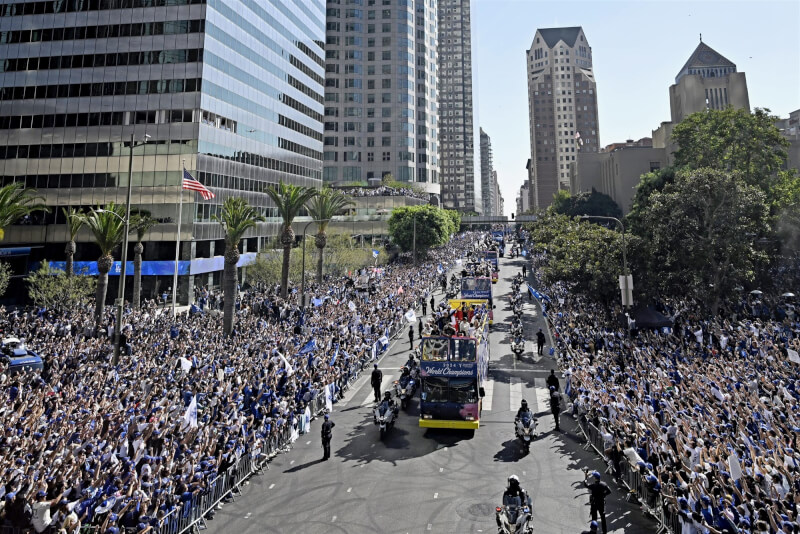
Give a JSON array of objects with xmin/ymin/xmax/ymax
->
[{"xmin": 182, "ymin": 169, "xmax": 215, "ymax": 200}]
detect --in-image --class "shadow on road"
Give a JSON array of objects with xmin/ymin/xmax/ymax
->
[
  {"xmin": 283, "ymin": 458, "xmax": 325, "ymax": 473},
  {"xmin": 493, "ymin": 439, "xmax": 525, "ymax": 463}
]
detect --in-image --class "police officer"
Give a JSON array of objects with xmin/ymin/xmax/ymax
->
[
  {"xmin": 549, "ymin": 386, "xmax": 561, "ymax": 432},
  {"xmin": 522, "ymin": 265, "xmax": 527, "ymax": 278},
  {"xmin": 584, "ymin": 471, "xmax": 611, "ymax": 533},
  {"xmin": 430, "ymin": 295, "xmax": 435, "ymax": 314},
  {"xmin": 321, "ymin": 414, "xmax": 335, "ymax": 460},
  {"xmin": 408, "ymin": 326, "xmax": 415, "ymax": 349},
  {"xmin": 422, "ymin": 298, "xmax": 427, "ymax": 316},
  {"xmin": 371, "ymin": 363, "xmax": 383, "ymax": 403},
  {"xmin": 537, "ymin": 329, "xmax": 546, "ymax": 355},
  {"xmin": 546, "ymin": 369, "xmax": 559, "ymax": 391}
]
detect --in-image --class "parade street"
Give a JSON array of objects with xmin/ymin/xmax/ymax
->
[{"xmin": 207, "ymin": 256, "xmax": 655, "ymax": 534}]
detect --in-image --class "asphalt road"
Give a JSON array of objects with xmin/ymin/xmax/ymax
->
[{"xmin": 207, "ymin": 256, "xmax": 656, "ymax": 534}]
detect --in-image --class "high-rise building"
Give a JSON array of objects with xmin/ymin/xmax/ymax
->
[
  {"xmin": 653, "ymin": 40, "xmax": 750, "ymax": 164},
  {"xmin": 526, "ymin": 26, "xmax": 599, "ymax": 210},
  {"xmin": 492, "ymin": 170, "xmax": 503, "ymax": 216},
  {"xmin": 0, "ymin": 0, "xmax": 326, "ymax": 303},
  {"xmin": 438, "ymin": 0, "xmax": 475, "ymax": 212},
  {"xmin": 322, "ymin": 0, "xmax": 440, "ymax": 198},
  {"xmin": 479, "ymin": 127, "xmax": 495, "ymax": 215},
  {"xmin": 516, "ymin": 179, "xmax": 530, "ymax": 216}
]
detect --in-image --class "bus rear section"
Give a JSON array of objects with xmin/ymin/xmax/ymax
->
[
  {"xmin": 484, "ymin": 250, "xmax": 499, "ymax": 283},
  {"xmin": 418, "ymin": 317, "xmax": 489, "ymax": 429},
  {"xmin": 459, "ymin": 277, "xmax": 493, "ymax": 323}
]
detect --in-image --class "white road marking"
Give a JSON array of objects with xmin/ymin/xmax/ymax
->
[
  {"xmin": 269, "ymin": 483, "xmax": 275, "ymax": 490},
  {"xmin": 439, "ymin": 468, "xmax": 443, "ymax": 473},
  {"xmin": 427, "ymin": 524, "xmax": 432, "ymax": 531},
  {"xmin": 360, "ymin": 374, "xmax": 394, "ymax": 406},
  {"xmin": 482, "ymin": 378, "xmax": 494, "ymax": 411},
  {"xmin": 290, "ymin": 460, "xmax": 295, "ymax": 465},
  {"xmin": 535, "ymin": 379, "xmax": 550, "ymax": 415},
  {"xmin": 347, "ymin": 487, "xmax": 352, "ymax": 493},
  {"xmin": 244, "ymin": 513, "xmax": 252, "ymax": 519},
  {"xmin": 332, "ymin": 515, "xmax": 337, "ymax": 522},
  {"xmin": 434, "ymin": 493, "xmax": 438, "ymax": 499},
  {"xmin": 510, "ymin": 377, "xmax": 523, "ymax": 410},
  {"xmin": 306, "ymin": 440, "xmax": 311, "ymax": 445}
]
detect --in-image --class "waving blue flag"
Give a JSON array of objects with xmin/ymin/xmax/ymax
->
[
  {"xmin": 330, "ymin": 343, "xmax": 339, "ymax": 366},
  {"xmin": 372, "ymin": 249, "xmax": 380, "ymax": 258},
  {"xmin": 299, "ymin": 339, "xmax": 317, "ymax": 355},
  {"xmin": 437, "ymin": 264, "xmax": 444, "ymax": 274}
]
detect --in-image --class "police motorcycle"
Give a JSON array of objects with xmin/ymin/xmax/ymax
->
[
  {"xmin": 374, "ymin": 391, "xmax": 400, "ymax": 439},
  {"xmin": 515, "ymin": 402, "xmax": 537, "ymax": 453},
  {"xmin": 510, "ymin": 317, "xmax": 523, "ymax": 338},
  {"xmin": 512, "ymin": 302, "xmax": 524, "ymax": 320},
  {"xmin": 511, "ymin": 336, "xmax": 525, "ymax": 360},
  {"xmin": 394, "ymin": 366, "xmax": 418, "ymax": 410},
  {"xmin": 496, "ymin": 476, "xmax": 533, "ymax": 534}
]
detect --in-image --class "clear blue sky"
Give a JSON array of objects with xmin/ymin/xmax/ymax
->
[{"xmin": 470, "ymin": 0, "xmax": 800, "ymax": 215}]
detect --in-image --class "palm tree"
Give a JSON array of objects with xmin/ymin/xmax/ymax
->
[
  {"xmin": 83, "ymin": 203, "xmax": 127, "ymax": 331},
  {"xmin": 130, "ymin": 211, "xmax": 158, "ymax": 309},
  {"xmin": 0, "ymin": 182, "xmax": 48, "ymax": 241},
  {"xmin": 306, "ymin": 188, "xmax": 354, "ymax": 284},
  {"xmin": 62, "ymin": 207, "xmax": 85, "ymax": 277},
  {"xmin": 213, "ymin": 197, "xmax": 265, "ymax": 335},
  {"xmin": 265, "ymin": 180, "xmax": 318, "ymax": 299}
]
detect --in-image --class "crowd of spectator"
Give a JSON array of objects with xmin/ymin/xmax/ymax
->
[
  {"xmin": 0, "ymin": 233, "xmax": 481, "ymax": 534},
  {"xmin": 529, "ymin": 251, "xmax": 800, "ymax": 534},
  {"xmin": 339, "ymin": 185, "xmax": 429, "ymax": 201}
]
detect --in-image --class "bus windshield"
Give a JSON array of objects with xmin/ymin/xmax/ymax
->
[
  {"xmin": 449, "ymin": 378, "xmax": 479, "ymax": 404},
  {"xmin": 451, "ymin": 338, "xmax": 476, "ymax": 361},
  {"xmin": 421, "ymin": 338, "xmax": 449, "ymax": 361}
]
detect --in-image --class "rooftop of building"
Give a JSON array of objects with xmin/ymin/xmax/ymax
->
[
  {"xmin": 602, "ymin": 138, "xmax": 654, "ymax": 152},
  {"xmin": 676, "ymin": 41, "xmax": 737, "ymax": 83},
  {"xmin": 536, "ymin": 26, "xmax": 583, "ymax": 49}
]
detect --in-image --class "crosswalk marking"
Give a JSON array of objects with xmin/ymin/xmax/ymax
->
[
  {"xmin": 535, "ymin": 378, "xmax": 550, "ymax": 414},
  {"xmin": 510, "ymin": 377, "xmax": 523, "ymax": 410},
  {"xmin": 482, "ymin": 378, "xmax": 494, "ymax": 411},
  {"xmin": 360, "ymin": 374, "xmax": 394, "ymax": 407}
]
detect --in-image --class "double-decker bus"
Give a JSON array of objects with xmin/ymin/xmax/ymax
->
[
  {"xmin": 484, "ymin": 250, "xmax": 499, "ymax": 283},
  {"xmin": 418, "ymin": 312, "xmax": 490, "ymax": 429},
  {"xmin": 460, "ymin": 277, "xmax": 494, "ymax": 324},
  {"xmin": 491, "ymin": 229, "xmax": 505, "ymax": 257}
]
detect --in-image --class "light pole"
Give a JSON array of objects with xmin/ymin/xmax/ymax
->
[
  {"xmin": 300, "ymin": 218, "xmax": 330, "ymax": 310},
  {"xmin": 579, "ymin": 215, "xmax": 631, "ymax": 308},
  {"xmin": 111, "ymin": 133, "xmax": 148, "ymax": 365}
]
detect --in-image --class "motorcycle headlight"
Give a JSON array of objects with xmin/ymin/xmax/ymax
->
[{"xmin": 401, "ymin": 389, "xmax": 406, "ymax": 394}]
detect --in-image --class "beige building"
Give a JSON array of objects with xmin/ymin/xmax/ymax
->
[
  {"xmin": 516, "ymin": 180, "xmax": 530, "ymax": 216},
  {"xmin": 777, "ymin": 109, "xmax": 800, "ymax": 172},
  {"xmin": 526, "ymin": 27, "xmax": 600, "ymax": 210},
  {"xmin": 570, "ymin": 139, "xmax": 668, "ymax": 215},
  {"xmin": 653, "ymin": 40, "xmax": 750, "ymax": 162}
]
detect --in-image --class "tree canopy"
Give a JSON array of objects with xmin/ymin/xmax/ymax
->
[
  {"xmin": 550, "ymin": 189, "xmax": 622, "ymax": 219},
  {"xmin": 388, "ymin": 205, "xmax": 458, "ymax": 253}
]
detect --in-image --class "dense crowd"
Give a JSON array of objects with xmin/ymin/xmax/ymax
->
[
  {"xmin": 339, "ymin": 185, "xmax": 429, "ymax": 200},
  {"xmin": 529, "ymin": 251, "xmax": 800, "ymax": 534},
  {"xmin": 0, "ymin": 233, "xmax": 481, "ymax": 533}
]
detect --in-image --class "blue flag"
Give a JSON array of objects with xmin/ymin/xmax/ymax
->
[
  {"xmin": 330, "ymin": 343, "xmax": 339, "ymax": 366},
  {"xmin": 299, "ymin": 339, "xmax": 316, "ymax": 355},
  {"xmin": 372, "ymin": 249, "xmax": 380, "ymax": 258},
  {"xmin": 437, "ymin": 264, "xmax": 444, "ymax": 274}
]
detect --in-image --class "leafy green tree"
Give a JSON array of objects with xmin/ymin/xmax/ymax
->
[
  {"xmin": 526, "ymin": 212, "xmax": 633, "ymax": 304},
  {"xmin": 130, "ymin": 211, "xmax": 158, "ymax": 309},
  {"xmin": 306, "ymin": 188, "xmax": 354, "ymax": 283},
  {"xmin": 0, "ymin": 261, "xmax": 10, "ymax": 297},
  {"xmin": 388, "ymin": 205, "xmax": 455, "ymax": 255},
  {"xmin": 213, "ymin": 197, "xmax": 265, "ymax": 335},
  {"xmin": 626, "ymin": 167, "xmax": 676, "ymax": 234},
  {"xmin": 83, "ymin": 204, "xmax": 127, "ymax": 330},
  {"xmin": 27, "ymin": 262, "xmax": 96, "ymax": 311},
  {"xmin": 443, "ymin": 209, "xmax": 462, "ymax": 235},
  {"xmin": 639, "ymin": 168, "xmax": 769, "ymax": 313},
  {"xmin": 264, "ymin": 180, "xmax": 318, "ymax": 299},
  {"xmin": 62, "ymin": 207, "xmax": 85, "ymax": 277},
  {"xmin": 0, "ymin": 182, "xmax": 48, "ymax": 241},
  {"xmin": 672, "ymin": 107, "xmax": 789, "ymax": 194},
  {"xmin": 550, "ymin": 189, "xmax": 622, "ymax": 219}
]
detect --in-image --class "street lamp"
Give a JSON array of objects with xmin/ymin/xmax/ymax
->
[
  {"xmin": 110, "ymin": 133, "xmax": 148, "ymax": 365},
  {"xmin": 579, "ymin": 215, "xmax": 631, "ymax": 308},
  {"xmin": 300, "ymin": 218, "xmax": 330, "ymax": 310}
]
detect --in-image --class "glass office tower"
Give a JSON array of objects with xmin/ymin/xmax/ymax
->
[{"xmin": 0, "ymin": 0, "xmax": 324, "ymax": 302}]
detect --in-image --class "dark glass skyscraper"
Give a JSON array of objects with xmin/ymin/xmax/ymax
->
[{"xmin": 0, "ymin": 0, "xmax": 324, "ymax": 302}]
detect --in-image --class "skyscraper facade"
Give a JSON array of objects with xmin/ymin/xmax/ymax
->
[
  {"xmin": 0, "ymin": 0, "xmax": 325, "ymax": 302},
  {"xmin": 526, "ymin": 26, "xmax": 599, "ymax": 209},
  {"xmin": 322, "ymin": 0, "xmax": 440, "ymax": 197},
  {"xmin": 437, "ymin": 0, "xmax": 475, "ymax": 212},
  {"xmin": 479, "ymin": 127, "xmax": 494, "ymax": 215}
]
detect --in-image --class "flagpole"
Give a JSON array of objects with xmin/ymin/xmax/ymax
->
[{"xmin": 172, "ymin": 160, "xmax": 185, "ymax": 318}]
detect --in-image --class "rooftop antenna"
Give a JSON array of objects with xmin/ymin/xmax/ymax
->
[{"xmin": 699, "ymin": 33, "xmax": 702, "ymax": 42}]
